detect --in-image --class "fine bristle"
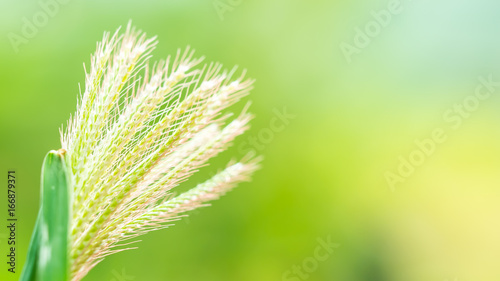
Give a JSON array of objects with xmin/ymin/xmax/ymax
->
[{"xmin": 62, "ymin": 23, "xmax": 259, "ymax": 281}]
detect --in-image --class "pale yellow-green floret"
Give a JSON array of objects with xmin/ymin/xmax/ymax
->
[{"xmin": 61, "ymin": 22, "xmax": 260, "ymax": 281}]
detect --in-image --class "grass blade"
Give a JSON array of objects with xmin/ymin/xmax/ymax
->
[
  {"xmin": 19, "ymin": 210, "xmax": 41, "ymax": 281},
  {"xmin": 37, "ymin": 150, "xmax": 71, "ymax": 281}
]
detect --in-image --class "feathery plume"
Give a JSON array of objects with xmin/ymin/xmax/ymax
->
[{"xmin": 60, "ymin": 22, "xmax": 260, "ymax": 281}]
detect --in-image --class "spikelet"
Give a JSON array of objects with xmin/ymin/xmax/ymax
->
[{"xmin": 61, "ymin": 22, "xmax": 260, "ymax": 281}]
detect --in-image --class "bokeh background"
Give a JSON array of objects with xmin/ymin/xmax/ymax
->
[{"xmin": 2, "ymin": 0, "xmax": 500, "ymax": 280}]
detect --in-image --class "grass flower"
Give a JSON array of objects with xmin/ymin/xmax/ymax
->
[{"xmin": 20, "ymin": 22, "xmax": 260, "ymax": 281}]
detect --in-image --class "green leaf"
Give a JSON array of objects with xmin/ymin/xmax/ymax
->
[
  {"xmin": 19, "ymin": 210, "xmax": 41, "ymax": 281},
  {"xmin": 37, "ymin": 150, "xmax": 71, "ymax": 281}
]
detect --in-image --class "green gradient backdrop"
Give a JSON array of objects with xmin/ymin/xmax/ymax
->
[{"xmin": 2, "ymin": 0, "xmax": 500, "ymax": 280}]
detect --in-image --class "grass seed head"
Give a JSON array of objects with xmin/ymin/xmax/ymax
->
[{"xmin": 62, "ymin": 22, "xmax": 260, "ymax": 281}]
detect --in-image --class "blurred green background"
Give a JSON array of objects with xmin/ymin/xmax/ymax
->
[{"xmin": 2, "ymin": 0, "xmax": 500, "ymax": 280}]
